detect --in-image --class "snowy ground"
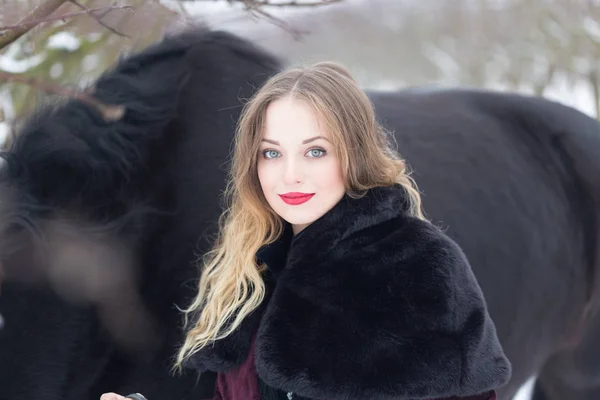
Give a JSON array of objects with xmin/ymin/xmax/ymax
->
[{"xmin": 514, "ymin": 378, "xmax": 534, "ymax": 400}]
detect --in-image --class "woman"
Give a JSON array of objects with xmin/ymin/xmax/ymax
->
[{"xmin": 102, "ymin": 62, "xmax": 511, "ymax": 400}]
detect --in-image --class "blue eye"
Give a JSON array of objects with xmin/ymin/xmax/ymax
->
[
  {"xmin": 307, "ymin": 148, "xmax": 326, "ymax": 158},
  {"xmin": 263, "ymin": 150, "xmax": 280, "ymax": 159}
]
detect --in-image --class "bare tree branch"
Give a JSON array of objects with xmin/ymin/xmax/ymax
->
[
  {"xmin": 173, "ymin": 0, "xmax": 194, "ymax": 21},
  {"xmin": 0, "ymin": 71, "xmax": 125, "ymax": 122},
  {"xmin": 248, "ymin": 0, "xmax": 342, "ymax": 7},
  {"xmin": 0, "ymin": 0, "xmax": 69, "ymax": 50},
  {"xmin": 236, "ymin": 0, "xmax": 343, "ymax": 38},
  {"xmin": 172, "ymin": 0, "xmax": 342, "ymax": 38},
  {"xmin": 237, "ymin": 0, "xmax": 307, "ymax": 39},
  {"xmin": 68, "ymin": 0, "xmax": 131, "ymax": 38},
  {"xmin": 0, "ymin": 0, "xmax": 342, "ymax": 128},
  {"xmin": 182, "ymin": 0, "xmax": 341, "ymax": 6},
  {"xmin": 0, "ymin": 5, "xmax": 134, "ymax": 34}
]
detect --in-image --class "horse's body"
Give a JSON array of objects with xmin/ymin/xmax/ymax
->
[{"xmin": 0, "ymin": 28, "xmax": 600, "ymax": 400}]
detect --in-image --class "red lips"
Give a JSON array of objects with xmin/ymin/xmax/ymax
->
[{"xmin": 279, "ymin": 192, "xmax": 315, "ymax": 205}]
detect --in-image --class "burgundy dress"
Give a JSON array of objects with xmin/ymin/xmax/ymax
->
[
  {"xmin": 204, "ymin": 333, "xmax": 261, "ymax": 400},
  {"xmin": 204, "ymin": 332, "xmax": 497, "ymax": 400}
]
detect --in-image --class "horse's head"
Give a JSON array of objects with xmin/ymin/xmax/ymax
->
[
  {"xmin": 0, "ymin": 150, "xmax": 162, "ymax": 354},
  {"xmin": 0, "ymin": 26, "xmax": 188, "ymax": 348},
  {"xmin": 0, "ymin": 177, "xmax": 43, "ymax": 331}
]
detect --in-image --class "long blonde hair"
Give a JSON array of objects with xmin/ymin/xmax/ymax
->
[{"xmin": 173, "ymin": 61, "xmax": 427, "ymax": 371}]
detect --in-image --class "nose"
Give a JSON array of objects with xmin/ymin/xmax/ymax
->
[{"xmin": 282, "ymin": 156, "xmax": 303, "ymax": 185}]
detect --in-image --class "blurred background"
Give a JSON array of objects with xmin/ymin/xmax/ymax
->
[
  {"xmin": 2, "ymin": 0, "xmax": 600, "ymax": 148},
  {"xmin": 2, "ymin": 0, "xmax": 598, "ymax": 398}
]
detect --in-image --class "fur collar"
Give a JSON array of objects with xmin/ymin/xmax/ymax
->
[{"xmin": 185, "ymin": 185, "xmax": 511, "ymax": 399}]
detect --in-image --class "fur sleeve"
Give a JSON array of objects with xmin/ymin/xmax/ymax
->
[{"xmin": 255, "ymin": 216, "xmax": 512, "ymax": 400}]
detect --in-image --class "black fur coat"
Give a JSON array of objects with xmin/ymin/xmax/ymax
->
[{"xmin": 185, "ymin": 185, "xmax": 511, "ymax": 399}]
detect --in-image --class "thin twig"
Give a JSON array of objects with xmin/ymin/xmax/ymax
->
[
  {"xmin": 238, "ymin": 0, "xmax": 307, "ymax": 39},
  {"xmin": 185, "ymin": 0, "xmax": 341, "ymax": 5},
  {"xmin": 162, "ymin": 0, "xmax": 199, "ymax": 29},
  {"xmin": 96, "ymin": 8, "xmax": 116, "ymax": 19},
  {"xmin": 0, "ymin": 5, "xmax": 134, "ymax": 33},
  {"xmin": 68, "ymin": 0, "xmax": 130, "ymax": 38},
  {"xmin": 0, "ymin": 0, "xmax": 69, "ymax": 51},
  {"xmin": 0, "ymin": 71, "xmax": 125, "ymax": 122},
  {"xmin": 174, "ymin": 0, "xmax": 194, "ymax": 21},
  {"xmin": 251, "ymin": 0, "xmax": 342, "ymax": 7}
]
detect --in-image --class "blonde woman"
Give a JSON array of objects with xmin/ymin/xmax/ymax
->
[{"xmin": 102, "ymin": 61, "xmax": 511, "ymax": 400}]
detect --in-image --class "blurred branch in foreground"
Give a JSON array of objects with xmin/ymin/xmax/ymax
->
[
  {"xmin": 0, "ymin": 71, "xmax": 125, "ymax": 121},
  {"xmin": 0, "ymin": 5, "xmax": 134, "ymax": 41},
  {"xmin": 0, "ymin": 0, "xmax": 69, "ymax": 51},
  {"xmin": 0, "ymin": 3, "xmax": 134, "ymax": 50}
]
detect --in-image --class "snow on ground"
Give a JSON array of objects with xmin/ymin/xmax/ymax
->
[{"xmin": 514, "ymin": 378, "xmax": 535, "ymax": 400}]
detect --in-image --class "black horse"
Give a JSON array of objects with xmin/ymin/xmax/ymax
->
[{"xmin": 1, "ymin": 28, "xmax": 600, "ymax": 400}]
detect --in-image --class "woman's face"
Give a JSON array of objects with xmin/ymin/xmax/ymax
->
[{"xmin": 257, "ymin": 96, "xmax": 345, "ymax": 235}]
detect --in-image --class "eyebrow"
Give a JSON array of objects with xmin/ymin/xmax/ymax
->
[{"xmin": 261, "ymin": 136, "xmax": 330, "ymax": 145}]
